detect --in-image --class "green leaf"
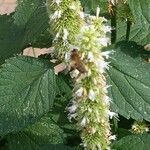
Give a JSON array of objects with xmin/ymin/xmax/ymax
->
[
  {"xmin": 51, "ymin": 74, "xmax": 72, "ymax": 123},
  {"xmin": 0, "ymin": 0, "xmax": 52, "ymax": 64},
  {"xmin": 13, "ymin": 0, "xmax": 52, "ymax": 45},
  {"xmin": 112, "ymin": 134, "xmax": 150, "ymax": 150},
  {"xmin": 25, "ymin": 116, "xmax": 65, "ymax": 144},
  {"xmin": 117, "ymin": 0, "xmax": 150, "ymax": 45},
  {"xmin": 108, "ymin": 41, "xmax": 150, "ymax": 121},
  {"xmin": 0, "ymin": 56, "xmax": 56, "ymax": 135},
  {"xmin": 128, "ymin": 0, "xmax": 150, "ymax": 29},
  {"xmin": 117, "ymin": 21, "xmax": 150, "ymax": 45},
  {"xmin": 116, "ymin": 128, "xmax": 132, "ymax": 140},
  {"xmin": 7, "ymin": 132, "xmax": 39, "ymax": 150},
  {"xmin": 7, "ymin": 116, "xmax": 66, "ymax": 150},
  {"xmin": 0, "ymin": 15, "xmax": 24, "ymax": 64}
]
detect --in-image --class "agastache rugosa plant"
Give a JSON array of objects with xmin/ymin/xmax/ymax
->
[{"xmin": 47, "ymin": 1, "xmax": 117, "ymax": 149}]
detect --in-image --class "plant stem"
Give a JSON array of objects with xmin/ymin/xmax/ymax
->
[
  {"xmin": 110, "ymin": 1, "xmax": 117, "ymax": 44},
  {"xmin": 126, "ymin": 18, "xmax": 132, "ymax": 41}
]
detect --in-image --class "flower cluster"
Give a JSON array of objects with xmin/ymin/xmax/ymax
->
[
  {"xmin": 131, "ymin": 121, "xmax": 149, "ymax": 134},
  {"xmin": 47, "ymin": 0, "xmax": 117, "ymax": 149},
  {"xmin": 46, "ymin": 0, "xmax": 83, "ymax": 61},
  {"xmin": 67, "ymin": 9, "xmax": 117, "ymax": 150}
]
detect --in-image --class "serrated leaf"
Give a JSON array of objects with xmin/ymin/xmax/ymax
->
[
  {"xmin": 0, "ymin": 56, "xmax": 56, "ymax": 135},
  {"xmin": 107, "ymin": 41, "xmax": 150, "ymax": 121},
  {"xmin": 117, "ymin": 21, "xmax": 150, "ymax": 45},
  {"xmin": 13, "ymin": 0, "xmax": 52, "ymax": 45},
  {"xmin": 0, "ymin": 0, "xmax": 52, "ymax": 64},
  {"xmin": 112, "ymin": 134, "xmax": 150, "ymax": 150},
  {"xmin": 0, "ymin": 15, "xmax": 24, "ymax": 64},
  {"xmin": 7, "ymin": 116, "xmax": 66, "ymax": 150},
  {"xmin": 51, "ymin": 75, "xmax": 76, "ymax": 132},
  {"xmin": 25, "ymin": 116, "xmax": 65, "ymax": 144},
  {"xmin": 128, "ymin": 0, "xmax": 150, "ymax": 29},
  {"xmin": 117, "ymin": 0, "xmax": 150, "ymax": 45}
]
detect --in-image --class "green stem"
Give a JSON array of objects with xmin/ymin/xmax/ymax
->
[
  {"xmin": 110, "ymin": 3, "xmax": 117, "ymax": 44},
  {"xmin": 126, "ymin": 18, "xmax": 132, "ymax": 41}
]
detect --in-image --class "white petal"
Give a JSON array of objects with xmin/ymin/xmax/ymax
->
[
  {"xmin": 101, "ymin": 50, "xmax": 114, "ymax": 59},
  {"xmin": 67, "ymin": 104, "xmax": 77, "ymax": 113},
  {"xmin": 109, "ymin": 135, "xmax": 117, "ymax": 140},
  {"xmin": 103, "ymin": 85, "xmax": 112, "ymax": 93},
  {"xmin": 70, "ymin": 69, "xmax": 80, "ymax": 78},
  {"xmin": 69, "ymin": 2, "xmax": 76, "ymax": 10},
  {"xmin": 88, "ymin": 89, "xmax": 96, "ymax": 101},
  {"xmin": 109, "ymin": 0, "xmax": 118, "ymax": 5},
  {"xmin": 103, "ymin": 95, "xmax": 112, "ymax": 104},
  {"xmin": 87, "ymin": 52, "xmax": 94, "ymax": 62},
  {"xmin": 53, "ymin": 0, "xmax": 62, "ymax": 5},
  {"xmin": 81, "ymin": 117, "xmax": 88, "ymax": 127},
  {"xmin": 50, "ymin": 10, "xmax": 62, "ymax": 20},
  {"xmin": 98, "ymin": 37, "xmax": 110, "ymax": 46},
  {"xmin": 64, "ymin": 52, "xmax": 71, "ymax": 62},
  {"xmin": 96, "ymin": 6, "xmax": 100, "ymax": 17},
  {"xmin": 79, "ymin": 11, "xmax": 85, "ymax": 19},
  {"xmin": 54, "ymin": 32, "xmax": 60, "ymax": 40},
  {"xmin": 63, "ymin": 28, "xmax": 69, "ymax": 41},
  {"xmin": 68, "ymin": 113, "xmax": 77, "ymax": 122},
  {"xmin": 97, "ymin": 60, "xmax": 110, "ymax": 73},
  {"xmin": 75, "ymin": 87, "xmax": 84, "ymax": 97},
  {"xmin": 102, "ymin": 25, "xmax": 112, "ymax": 33},
  {"xmin": 108, "ymin": 111, "xmax": 118, "ymax": 119},
  {"xmin": 97, "ymin": 144, "xmax": 102, "ymax": 150}
]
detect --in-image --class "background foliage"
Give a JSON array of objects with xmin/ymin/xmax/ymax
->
[{"xmin": 0, "ymin": 0, "xmax": 150, "ymax": 149}]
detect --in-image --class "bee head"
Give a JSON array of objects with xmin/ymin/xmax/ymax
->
[{"xmin": 72, "ymin": 49, "xmax": 78, "ymax": 53}]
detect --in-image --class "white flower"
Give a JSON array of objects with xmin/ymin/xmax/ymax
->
[
  {"xmin": 50, "ymin": 10, "xmax": 62, "ymax": 20},
  {"xmin": 108, "ymin": 111, "xmax": 118, "ymax": 119},
  {"xmin": 67, "ymin": 104, "xmax": 78, "ymax": 113},
  {"xmin": 106, "ymin": 147, "xmax": 111, "ymax": 150},
  {"xmin": 80, "ymin": 143, "xmax": 87, "ymax": 148},
  {"xmin": 64, "ymin": 52, "xmax": 71, "ymax": 62},
  {"xmin": 97, "ymin": 144, "xmax": 102, "ymax": 150},
  {"xmin": 96, "ymin": 6, "xmax": 100, "ymax": 18},
  {"xmin": 68, "ymin": 113, "xmax": 77, "ymax": 122},
  {"xmin": 102, "ymin": 25, "xmax": 112, "ymax": 33},
  {"xmin": 109, "ymin": 0, "xmax": 118, "ymax": 5},
  {"xmin": 101, "ymin": 50, "xmax": 114, "ymax": 59},
  {"xmin": 87, "ymin": 69, "xmax": 92, "ymax": 76},
  {"xmin": 63, "ymin": 28, "xmax": 69, "ymax": 41},
  {"xmin": 88, "ymin": 108, "xmax": 92, "ymax": 113},
  {"xmin": 88, "ymin": 89, "xmax": 96, "ymax": 101},
  {"xmin": 75, "ymin": 87, "xmax": 84, "ymax": 97},
  {"xmin": 97, "ymin": 60, "xmax": 110, "ymax": 73},
  {"xmin": 81, "ymin": 117, "xmax": 88, "ymax": 127},
  {"xmin": 79, "ymin": 11, "xmax": 85, "ymax": 19},
  {"xmin": 87, "ymin": 52, "xmax": 94, "ymax": 62},
  {"xmin": 54, "ymin": 32, "xmax": 60, "ymax": 41},
  {"xmin": 91, "ymin": 127, "xmax": 97, "ymax": 134},
  {"xmin": 103, "ymin": 85, "xmax": 112, "ymax": 93},
  {"xmin": 53, "ymin": 0, "xmax": 62, "ymax": 5},
  {"xmin": 98, "ymin": 37, "xmax": 110, "ymax": 46},
  {"xmin": 109, "ymin": 135, "xmax": 117, "ymax": 140},
  {"xmin": 69, "ymin": 2, "xmax": 76, "ymax": 10},
  {"xmin": 103, "ymin": 95, "xmax": 112, "ymax": 104},
  {"xmin": 70, "ymin": 69, "xmax": 80, "ymax": 78}
]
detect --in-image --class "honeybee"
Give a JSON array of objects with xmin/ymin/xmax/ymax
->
[{"xmin": 70, "ymin": 49, "xmax": 87, "ymax": 73}]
